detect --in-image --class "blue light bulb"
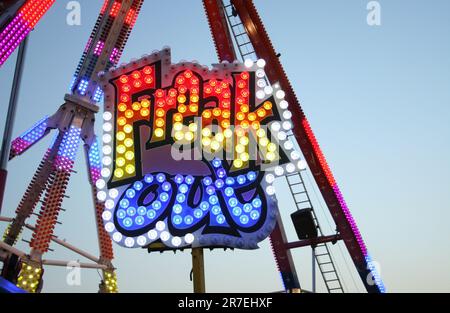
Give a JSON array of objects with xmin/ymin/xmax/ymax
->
[
  {"xmin": 120, "ymin": 199, "xmax": 129, "ymax": 209},
  {"xmin": 250, "ymin": 210, "xmax": 260, "ymax": 220},
  {"xmin": 225, "ymin": 187, "xmax": 234, "ymax": 197},
  {"xmin": 152, "ymin": 200, "xmax": 162, "ymax": 210},
  {"xmin": 133, "ymin": 181, "xmax": 143, "ymax": 191},
  {"xmin": 126, "ymin": 189, "xmax": 136, "ymax": 198},
  {"xmin": 209, "ymin": 195, "xmax": 218, "ymax": 205},
  {"xmin": 162, "ymin": 182, "xmax": 171, "ymax": 191},
  {"xmin": 233, "ymin": 206, "xmax": 242, "ymax": 216},
  {"xmin": 117, "ymin": 209, "xmax": 126, "ymax": 219},
  {"xmin": 123, "ymin": 217, "xmax": 133, "ymax": 228},
  {"xmin": 252, "ymin": 198, "xmax": 262, "ymax": 208},
  {"xmin": 135, "ymin": 216, "xmax": 144, "ymax": 225},
  {"xmin": 200, "ymin": 201, "xmax": 209, "ymax": 211},
  {"xmin": 212, "ymin": 159, "xmax": 221, "ymax": 168},
  {"xmin": 237, "ymin": 175, "xmax": 246, "ymax": 185},
  {"xmin": 194, "ymin": 209, "xmax": 203, "ymax": 218},
  {"xmin": 156, "ymin": 173, "xmax": 165, "ymax": 183},
  {"xmin": 127, "ymin": 207, "xmax": 136, "ymax": 216},
  {"xmin": 147, "ymin": 209, "xmax": 156, "ymax": 219},
  {"xmin": 228, "ymin": 198, "xmax": 238, "ymax": 207},
  {"xmin": 216, "ymin": 214, "xmax": 225, "ymax": 224},
  {"xmin": 179, "ymin": 184, "xmax": 188, "ymax": 194},
  {"xmin": 185, "ymin": 175, "xmax": 194, "ymax": 185},
  {"xmin": 160, "ymin": 192, "xmax": 169, "ymax": 202},
  {"xmin": 184, "ymin": 215, "xmax": 194, "ymax": 225},
  {"xmin": 176, "ymin": 194, "xmax": 186, "ymax": 203},
  {"xmin": 137, "ymin": 206, "xmax": 147, "ymax": 215},
  {"xmin": 174, "ymin": 174, "xmax": 184, "ymax": 184},
  {"xmin": 212, "ymin": 205, "xmax": 221, "ymax": 215},
  {"xmin": 239, "ymin": 215, "xmax": 249, "ymax": 225},
  {"xmin": 173, "ymin": 204, "xmax": 183, "ymax": 214},
  {"xmin": 144, "ymin": 174, "xmax": 154, "ymax": 183},
  {"xmin": 173, "ymin": 215, "xmax": 182, "ymax": 225},
  {"xmin": 203, "ymin": 177, "xmax": 212, "ymax": 186}
]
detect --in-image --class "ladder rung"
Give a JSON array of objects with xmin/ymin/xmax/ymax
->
[
  {"xmin": 315, "ymin": 253, "xmax": 329, "ymax": 257},
  {"xmin": 295, "ymin": 200, "xmax": 311, "ymax": 204},
  {"xmin": 318, "ymin": 261, "xmax": 332, "ymax": 266},
  {"xmin": 325, "ymin": 279, "xmax": 339, "ymax": 282},
  {"xmin": 328, "ymin": 287, "xmax": 343, "ymax": 291},
  {"xmin": 321, "ymin": 270, "xmax": 337, "ymax": 274}
]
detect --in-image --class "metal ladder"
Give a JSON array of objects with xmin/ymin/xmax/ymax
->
[
  {"xmin": 285, "ymin": 163, "xmax": 344, "ymax": 293},
  {"xmin": 222, "ymin": 1, "xmax": 344, "ymax": 293}
]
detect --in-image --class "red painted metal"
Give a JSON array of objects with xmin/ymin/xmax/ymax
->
[
  {"xmin": 202, "ymin": 0, "xmax": 237, "ymax": 63},
  {"xmin": 203, "ymin": 0, "xmax": 301, "ymax": 291},
  {"xmin": 231, "ymin": 0, "xmax": 382, "ymax": 293}
]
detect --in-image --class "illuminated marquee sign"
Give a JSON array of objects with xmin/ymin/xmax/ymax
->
[{"xmin": 98, "ymin": 48, "xmax": 305, "ymax": 249}]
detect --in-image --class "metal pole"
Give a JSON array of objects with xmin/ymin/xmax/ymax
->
[
  {"xmin": 0, "ymin": 36, "xmax": 29, "ymax": 215},
  {"xmin": 192, "ymin": 248, "xmax": 205, "ymax": 293},
  {"xmin": 312, "ymin": 247, "xmax": 316, "ymax": 293}
]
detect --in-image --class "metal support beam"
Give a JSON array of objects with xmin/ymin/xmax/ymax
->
[
  {"xmin": 41, "ymin": 259, "xmax": 107, "ymax": 270},
  {"xmin": 192, "ymin": 248, "xmax": 205, "ymax": 293},
  {"xmin": 0, "ymin": 36, "xmax": 28, "ymax": 215},
  {"xmin": 285, "ymin": 234, "xmax": 341, "ymax": 250}
]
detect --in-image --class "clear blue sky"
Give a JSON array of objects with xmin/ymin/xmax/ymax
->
[{"xmin": 0, "ymin": 0, "xmax": 449, "ymax": 292}]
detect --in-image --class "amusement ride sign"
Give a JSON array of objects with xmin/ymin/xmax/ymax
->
[{"xmin": 97, "ymin": 48, "xmax": 304, "ymax": 250}]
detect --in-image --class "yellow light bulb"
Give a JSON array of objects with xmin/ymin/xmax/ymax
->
[
  {"xmin": 233, "ymin": 159, "xmax": 243, "ymax": 168},
  {"xmin": 185, "ymin": 132, "xmax": 194, "ymax": 141},
  {"xmin": 174, "ymin": 122, "xmax": 183, "ymax": 132},
  {"xmin": 202, "ymin": 110, "xmax": 212, "ymax": 119},
  {"xmin": 178, "ymin": 95, "xmax": 186, "ymax": 103},
  {"xmin": 263, "ymin": 101, "xmax": 273, "ymax": 110},
  {"xmin": 118, "ymin": 117, "xmax": 127, "ymax": 126},
  {"xmin": 140, "ymin": 108, "xmax": 150, "ymax": 117},
  {"xmin": 174, "ymin": 113, "xmax": 183, "ymax": 122},
  {"xmin": 154, "ymin": 128, "xmax": 164, "ymax": 138},
  {"xmin": 266, "ymin": 152, "xmax": 276, "ymax": 161},
  {"xmin": 116, "ymin": 157, "xmax": 125, "ymax": 167},
  {"xmin": 215, "ymin": 133, "xmax": 224, "ymax": 142},
  {"xmin": 188, "ymin": 123, "xmax": 198, "ymax": 132},
  {"xmin": 202, "ymin": 137, "xmax": 211, "ymax": 146},
  {"xmin": 132, "ymin": 102, "xmax": 141, "ymax": 111},
  {"xmin": 117, "ymin": 145, "xmax": 126, "ymax": 154},
  {"xmin": 189, "ymin": 105, "xmax": 198, "ymax": 113},
  {"xmin": 259, "ymin": 137, "xmax": 269, "ymax": 147},
  {"xmin": 156, "ymin": 108, "xmax": 165, "ymax": 117},
  {"xmin": 224, "ymin": 129, "xmax": 233, "ymax": 138},
  {"xmin": 178, "ymin": 105, "xmax": 187, "ymax": 113},
  {"xmin": 125, "ymin": 151, "xmax": 134, "ymax": 160},
  {"xmin": 240, "ymin": 152, "xmax": 250, "ymax": 162},
  {"xmin": 211, "ymin": 140, "xmax": 220, "ymax": 151},
  {"xmin": 267, "ymin": 143, "xmax": 277, "ymax": 152},
  {"xmin": 257, "ymin": 109, "xmax": 266, "ymax": 117},
  {"xmin": 118, "ymin": 103, "xmax": 127, "ymax": 112},
  {"xmin": 156, "ymin": 118, "xmax": 165, "ymax": 128},
  {"xmin": 125, "ymin": 164, "xmax": 135, "ymax": 174},
  {"xmin": 248, "ymin": 113, "xmax": 256, "ymax": 121},
  {"xmin": 115, "ymin": 168, "xmax": 124, "ymax": 178},
  {"xmin": 256, "ymin": 128, "xmax": 266, "ymax": 138},
  {"xmin": 141, "ymin": 99, "xmax": 150, "ymax": 108},
  {"xmin": 202, "ymin": 128, "xmax": 211, "ymax": 137},
  {"xmin": 123, "ymin": 124, "xmax": 132, "ymax": 134},
  {"xmin": 174, "ymin": 131, "xmax": 184, "ymax": 141},
  {"xmin": 235, "ymin": 144, "xmax": 245, "ymax": 154},
  {"xmin": 240, "ymin": 136, "xmax": 249, "ymax": 146},
  {"xmin": 116, "ymin": 132, "xmax": 125, "ymax": 141},
  {"xmin": 125, "ymin": 110, "xmax": 134, "ymax": 119},
  {"xmin": 124, "ymin": 138, "xmax": 133, "ymax": 147}
]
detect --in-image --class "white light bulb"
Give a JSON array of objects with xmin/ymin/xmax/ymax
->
[
  {"xmin": 282, "ymin": 121, "xmax": 292, "ymax": 130},
  {"xmin": 103, "ymin": 122, "xmax": 112, "ymax": 132},
  {"xmin": 280, "ymin": 100, "xmax": 289, "ymax": 109},
  {"xmin": 102, "ymin": 211, "xmax": 112, "ymax": 221},
  {"xmin": 96, "ymin": 179, "xmax": 106, "ymax": 190},
  {"xmin": 160, "ymin": 231, "xmax": 170, "ymax": 242},
  {"xmin": 266, "ymin": 185, "xmax": 276, "ymax": 195},
  {"xmin": 172, "ymin": 237, "xmax": 182, "ymax": 247},
  {"xmin": 103, "ymin": 111, "xmax": 112, "ymax": 121},
  {"xmin": 105, "ymin": 222, "xmax": 115, "ymax": 232},
  {"xmin": 102, "ymin": 156, "xmax": 112, "ymax": 166},
  {"xmin": 286, "ymin": 163, "xmax": 296, "ymax": 173},
  {"xmin": 109, "ymin": 188, "xmax": 119, "ymax": 199},
  {"xmin": 148, "ymin": 229, "xmax": 158, "ymax": 240},
  {"xmin": 256, "ymin": 90, "xmax": 265, "ymax": 100},
  {"xmin": 112, "ymin": 232, "xmax": 122, "ymax": 242},
  {"xmin": 271, "ymin": 122, "xmax": 281, "ymax": 132},
  {"xmin": 184, "ymin": 233, "xmax": 195, "ymax": 244},
  {"xmin": 156, "ymin": 221, "xmax": 166, "ymax": 231},
  {"xmin": 105, "ymin": 199, "xmax": 115, "ymax": 209},
  {"xmin": 277, "ymin": 131, "xmax": 287, "ymax": 141},
  {"xmin": 244, "ymin": 59, "xmax": 254, "ymax": 68},
  {"xmin": 276, "ymin": 90, "xmax": 285, "ymax": 99},
  {"xmin": 291, "ymin": 151, "xmax": 301, "ymax": 160},
  {"xmin": 274, "ymin": 166, "xmax": 284, "ymax": 176},
  {"xmin": 124, "ymin": 237, "xmax": 135, "ymax": 247},
  {"xmin": 102, "ymin": 134, "xmax": 112, "ymax": 144},
  {"xmin": 256, "ymin": 69, "xmax": 265, "ymax": 78},
  {"xmin": 283, "ymin": 110, "xmax": 292, "ymax": 119},
  {"xmin": 298, "ymin": 160, "xmax": 307, "ymax": 170},
  {"xmin": 101, "ymin": 168, "xmax": 110, "ymax": 178},
  {"xmin": 102, "ymin": 145, "xmax": 112, "ymax": 155},
  {"xmin": 97, "ymin": 190, "xmax": 106, "ymax": 201},
  {"xmin": 257, "ymin": 79, "xmax": 266, "ymax": 88},
  {"xmin": 284, "ymin": 141, "xmax": 294, "ymax": 150},
  {"xmin": 256, "ymin": 59, "xmax": 266, "ymax": 68},
  {"xmin": 264, "ymin": 86, "xmax": 273, "ymax": 95},
  {"xmin": 265, "ymin": 174, "xmax": 275, "ymax": 184},
  {"xmin": 137, "ymin": 236, "xmax": 147, "ymax": 246}
]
